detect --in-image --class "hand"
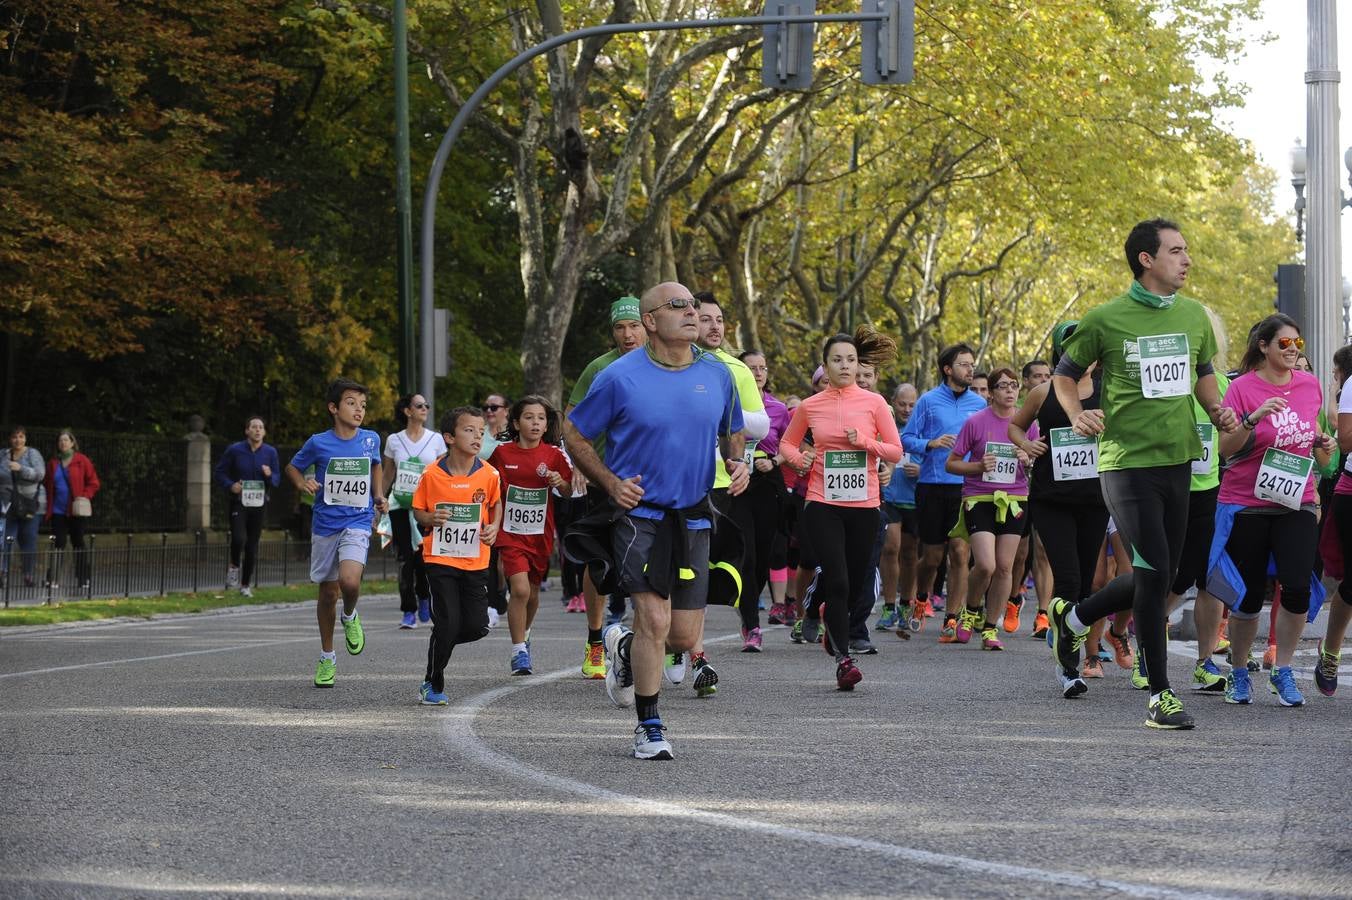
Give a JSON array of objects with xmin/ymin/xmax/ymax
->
[
  {"xmin": 1022, "ymin": 439, "xmax": 1048, "ymax": 460},
  {"xmin": 726, "ymin": 459, "xmax": 751, "ymax": 496},
  {"xmin": 374, "ymin": 496, "xmax": 388, "ymax": 514},
  {"xmin": 302, "ymin": 478, "xmax": 320, "ymax": 496},
  {"xmin": 433, "ymin": 506, "xmax": 450, "ymax": 526},
  {"xmin": 260, "ymin": 464, "xmax": 272, "ymax": 478},
  {"xmin": 481, "ymin": 522, "xmax": 498, "ymax": 546},
  {"xmin": 231, "ymin": 482, "xmax": 243, "ymax": 495},
  {"xmin": 1315, "ymin": 433, "xmax": 1336, "ymax": 452},
  {"xmin": 798, "ymin": 448, "xmax": 816, "ymax": 476},
  {"xmin": 1016, "ymin": 449, "xmax": 1032, "ymax": 467},
  {"xmin": 902, "ymin": 460, "xmax": 920, "ymax": 479},
  {"xmin": 546, "ymin": 469, "xmax": 565, "ymax": 490},
  {"xmin": 571, "ymin": 466, "xmax": 589, "ymax": 495},
  {"xmin": 1247, "ymin": 398, "xmax": 1288, "ymax": 427},
  {"xmin": 981, "ymin": 452, "xmax": 997, "ymax": 473},
  {"xmin": 7, "ymin": 460, "xmax": 18, "ymax": 472},
  {"xmin": 754, "ymin": 457, "xmax": 774, "ymax": 473},
  {"xmin": 846, "ymin": 427, "xmax": 869, "ymax": 449},
  {"xmin": 1072, "ymin": 409, "xmax": 1105, "ymax": 437},
  {"xmin": 929, "ymin": 434, "xmax": 956, "ymax": 451},
  {"xmin": 878, "ymin": 463, "xmax": 893, "ymax": 488},
  {"xmin": 610, "ymin": 474, "xmax": 644, "ymax": 510}
]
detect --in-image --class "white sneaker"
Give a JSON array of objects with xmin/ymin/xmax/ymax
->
[
  {"xmin": 226, "ymin": 566, "xmax": 241, "ymax": 590},
  {"xmin": 603, "ymin": 622, "xmax": 634, "ymax": 708},
  {"xmin": 240, "ymin": 585, "xmax": 254, "ymax": 598},
  {"xmin": 632, "ymin": 719, "xmax": 674, "ymax": 760},
  {"xmin": 663, "ymin": 651, "xmax": 687, "ymax": 685},
  {"xmin": 486, "ymin": 607, "xmax": 500, "ymax": 629}
]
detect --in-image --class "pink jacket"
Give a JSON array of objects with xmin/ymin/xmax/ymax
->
[{"xmin": 779, "ymin": 384, "xmax": 902, "ymax": 506}]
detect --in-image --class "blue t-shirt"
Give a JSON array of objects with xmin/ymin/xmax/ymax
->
[
  {"xmin": 52, "ymin": 463, "xmax": 71, "ymax": 517},
  {"xmin": 882, "ymin": 449, "xmax": 922, "ymax": 508},
  {"xmin": 568, "ymin": 347, "xmax": 743, "ymax": 528},
  {"xmin": 290, "ymin": 428, "xmax": 383, "ymax": 536}
]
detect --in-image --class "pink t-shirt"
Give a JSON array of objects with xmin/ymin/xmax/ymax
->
[
  {"xmin": 1220, "ymin": 370, "xmax": 1323, "ymax": 508},
  {"xmin": 951, "ymin": 407, "xmax": 1037, "ymax": 498},
  {"xmin": 1337, "ymin": 383, "xmax": 1352, "ymax": 497}
]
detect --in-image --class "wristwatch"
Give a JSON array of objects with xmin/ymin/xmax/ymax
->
[{"xmin": 1241, "ymin": 413, "xmax": 1255, "ymax": 430}]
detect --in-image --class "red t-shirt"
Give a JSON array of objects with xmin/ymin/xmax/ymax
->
[{"xmin": 487, "ymin": 441, "xmax": 573, "ymax": 553}]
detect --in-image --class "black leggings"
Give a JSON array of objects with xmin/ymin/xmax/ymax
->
[
  {"xmin": 1336, "ymin": 494, "xmax": 1352, "ymax": 606},
  {"xmin": 229, "ymin": 503, "xmax": 266, "ymax": 587},
  {"xmin": 553, "ymin": 494, "xmax": 586, "ymax": 597},
  {"xmin": 1029, "ymin": 498, "xmax": 1109, "ymax": 604},
  {"xmin": 712, "ymin": 488, "xmax": 760, "ymax": 630},
  {"xmin": 390, "ymin": 509, "xmax": 431, "ymax": 614},
  {"xmin": 424, "ymin": 566, "xmax": 490, "ymax": 692},
  {"xmin": 1075, "ymin": 464, "xmax": 1190, "ymax": 694},
  {"xmin": 49, "ymin": 514, "xmax": 89, "ymax": 584},
  {"xmin": 743, "ymin": 472, "xmax": 785, "ymax": 628},
  {"xmin": 1225, "ymin": 510, "xmax": 1317, "ymax": 617},
  {"xmin": 801, "ymin": 502, "xmax": 879, "ymax": 658}
]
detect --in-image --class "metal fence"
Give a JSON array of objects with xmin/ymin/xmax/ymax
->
[{"xmin": 1, "ymin": 532, "xmax": 398, "ymax": 608}]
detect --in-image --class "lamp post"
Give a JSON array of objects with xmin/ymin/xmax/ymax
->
[
  {"xmin": 1290, "ymin": 140, "xmax": 1306, "ymax": 244},
  {"xmin": 1305, "ymin": 0, "xmax": 1342, "ymax": 385}
]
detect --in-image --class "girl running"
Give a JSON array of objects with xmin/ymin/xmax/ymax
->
[
  {"xmin": 488, "ymin": 396, "xmax": 572, "ymax": 675},
  {"xmin": 738, "ymin": 349, "xmax": 792, "ymax": 643},
  {"xmin": 779, "ymin": 327, "xmax": 902, "ymax": 690}
]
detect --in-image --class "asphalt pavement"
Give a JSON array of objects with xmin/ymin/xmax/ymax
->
[{"xmin": 2, "ymin": 590, "xmax": 1350, "ymax": 899}]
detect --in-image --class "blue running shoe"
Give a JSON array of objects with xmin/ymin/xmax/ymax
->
[
  {"xmin": 633, "ymin": 718, "xmax": 674, "ymax": 760},
  {"xmin": 875, "ymin": 604, "xmax": 899, "ymax": 631},
  {"xmin": 417, "ymin": 596, "xmax": 431, "ymax": 623},
  {"xmin": 1269, "ymin": 665, "xmax": 1304, "ymax": 707},
  {"xmin": 510, "ymin": 647, "xmax": 532, "ymax": 676},
  {"xmin": 419, "ymin": 681, "xmax": 449, "ymax": 705},
  {"xmin": 1315, "ymin": 638, "xmax": 1340, "ymax": 697},
  {"xmin": 1225, "ymin": 667, "xmax": 1252, "ymax": 705},
  {"xmin": 400, "ymin": 611, "xmax": 417, "ymax": 629}
]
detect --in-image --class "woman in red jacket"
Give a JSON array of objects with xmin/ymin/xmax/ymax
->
[{"xmin": 44, "ymin": 429, "xmax": 100, "ymax": 590}]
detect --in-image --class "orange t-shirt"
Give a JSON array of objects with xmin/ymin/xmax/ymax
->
[{"xmin": 412, "ymin": 456, "xmax": 501, "ymax": 571}]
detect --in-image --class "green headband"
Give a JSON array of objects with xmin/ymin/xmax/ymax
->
[{"xmin": 610, "ymin": 296, "xmax": 640, "ymax": 324}]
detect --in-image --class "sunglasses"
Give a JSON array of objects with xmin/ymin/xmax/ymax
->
[
  {"xmin": 647, "ymin": 296, "xmax": 701, "ymax": 313},
  {"xmin": 411, "ymin": 402, "xmax": 429, "ymax": 410},
  {"xmin": 1275, "ymin": 336, "xmax": 1305, "ymax": 351},
  {"xmin": 483, "ymin": 404, "xmax": 506, "ymax": 412}
]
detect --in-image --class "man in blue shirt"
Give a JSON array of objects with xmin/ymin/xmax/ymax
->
[
  {"xmin": 878, "ymin": 383, "xmax": 922, "ymax": 632},
  {"xmin": 901, "ymin": 343, "xmax": 987, "ymax": 642},
  {"xmin": 565, "ymin": 282, "xmax": 747, "ymax": 761},
  {"xmin": 286, "ymin": 379, "xmax": 386, "ymax": 688}
]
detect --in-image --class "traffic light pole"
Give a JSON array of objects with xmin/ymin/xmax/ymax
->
[{"xmin": 417, "ymin": 6, "xmax": 908, "ymax": 415}]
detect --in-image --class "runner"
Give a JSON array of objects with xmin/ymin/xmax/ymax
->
[
  {"xmin": 565, "ymin": 296, "xmax": 648, "ymax": 679},
  {"xmin": 286, "ymin": 378, "xmax": 386, "ymax": 688},
  {"xmin": 383, "ymin": 394, "xmax": 447, "ymax": 629},
  {"xmin": 478, "ymin": 393, "xmax": 511, "ymax": 461},
  {"xmin": 845, "ymin": 361, "xmax": 889, "ymax": 656},
  {"xmin": 879, "ymin": 384, "xmax": 922, "ymax": 635},
  {"xmin": 945, "ymin": 367, "xmax": 1036, "ymax": 652},
  {"xmin": 738, "ymin": 350, "xmax": 793, "ymax": 632},
  {"xmin": 1010, "ymin": 322, "xmax": 1112, "ymax": 697},
  {"xmin": 1047, "ymin": 218, "xmax": 1237, "ymax": 729},
  {"xmin": 902, "ymin": 343, "xmax": 988, "ymax": 644},
  {"xmin": 971, "ymin": 372, "xmax": 991, "ymax": 402},
  {"xmin": 779, "ymin": 326, "xmax": 902, "ymax": 690},
  {"xmin": 564, "ymin": 282, "xmax": 747, "ymax": 760},
  {"xmin": 214, "ymin": 415, "xmax": 281, "ymax": 598},
  {"xmin": 1316, "ymin": 343, "xmax": 1352, "ymax": 697},
  {"xmin": 488, "ymin": 396, "xmax": 572, "ymax": 675},
  {"xmin": 1212, "ymin": 314, "xmax": 1331, "ymax": 706},
  {"xmin": 410, "ymin": 406, "xmax": 502, "ymax": 704}
]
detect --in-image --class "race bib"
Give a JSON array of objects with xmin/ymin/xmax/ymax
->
[
  {"xmin": 324, "ymin": 458, "xmax": 370, "ymax": 508},
  {"xmin": 240, "ymin": 480, "xmax": 265, "ymax": 508},
  {"xmin": 743, "ymin": 440, "xmax": 758, "ymax": 468},
  {"xmin": 1254, "ymin": 448, "xmax": 1313, "ymax": 511},
  {"xmin": 982, "ymin": 442, "xmax": 1018, "ymax": 484},
  {"xmin": 823, "ymin": 450, "xmax": 868, "ymax": 501},
  {"xmin": 1191, "ymin": 424, "xmax": 1215, "ymax": 476},
  {"xmin": 433, "ymin": 502, "xmax": 482, "ymax": 557},
  {"xmin": 1137, "ymin": 333, "xmax": 1191, "ymax": 398},
  {"xmin": 503, "ymin": 485, "xmax": 548, "ymax": 535},
  {"xmin": 391, "ymin": 459, "xmax": 425, "ymax": 508},
  {"xmin": 1049, "ymin": 429, "xmax": 1097, "ymax": 481}
]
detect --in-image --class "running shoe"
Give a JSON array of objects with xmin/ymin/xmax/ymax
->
[
  {"xmin": 931, "ymin": 593, "xmax": 945, "ymax": 613},
  {"xmin": 1214, "ymin": 619, "xmax": 1230, "ymax": 656},
  {"xmin": 938, "ymin": 614, "xmax": 959, "ymax": 643},
  {"xmin": 314, "ymin": 657, "xmax": 336, "ymax": 688},
  {"xmin": 1145, "ymin": 689, "xmax": 1194, "ymax": 730},
  {"xmin": 1130, "ymin": 651, "xmax": 1149, "ymax": 690},
  {"xmin": 487, "ymin": 607, "xmax": 501, "ymax": 629},
  {"xmin": 1269, "ymin": 665, "xmax": 1305, "ymax": 707},
  {"xmin": 417, "ymin": 596, "xmax": 431, "ymax": 623},
  {"xmin": 801, "ymin": 617, "xmax": 822, "ymax": 644},
  {"xmin": 835, "ymin": 656, "xmax": 863, "ymax": 691},
  {"xmin": 1225, "ymin": 667, "xmax": 1252, "ymax": 704},
  {"xmin": 664, "ymin": 651, "xmax": 687, "ymax": 685},
  {"xmin": 564, "ymin": 594, "xmax": 582, "ymax": 612},
  {"xmin": 692, "ymin": 654, "xmax": 718, "ymax": 698},
  {"xmin": 1081, "ymin": 656, "xmax": 1103, "ymax": 678},
  {"xmin": 1059, "ymin": 669, "xmax": 1088, "ymax": 699},
  {"xmin": 1030, "ymin": 610, "xmax": 1050, "ymax": 639},
  {"xmin": 741, "ymin": 627, "xmax": 763, "ymax": 653},
  {"xmin": 1096, "ymin": 646, "xmax": 1112, "ymax": 662},
  {"xmin": 419, "ymin": 680, "xmax": 449, "ymax": 705},
  {"xmin": 768, "ymin": 603, "xmax": 785, "ymax": 625},
  {"xmin": 955, "ymin": 608, "xmax": 981, "ymax": 644},
  {"xmin": 400, "ymin": 611, "xmax": 417, "ymax": 629},
  {"xmin": 908, "ymin": 598, "xmax": 930, "ymax": 632},
  {"xmin": 1262, "ymin": 644, "xmax": 1276, "ymax": 671},
  {"xmin": 240, "ymin": 585, "xmax": 254, "ymax": 598},
  {"xmin": 603, "ymin": 622, "xmax": 634, "ymax": 708},
  {"xmin": 1191, "ymin": 658, "xmax": 1225, "ymax": 693},
  {"xmin": 510, "ymin": 647, "xmax": 532, "ymax": 676},
  {"xmin": 1002, "ymin": 597, "xmax": 1022, "ymax": 633},
  {"xmin": 342, "ymin": 612, "xmax": 365, "ymax": 655},
  {"xmin": 1046, "ymin": 598, "xmax": 1085, "ymax": 675},
  {"xmin": 875, "ymin": 604, "xmax": 899, "ymax": 631},
  {"xmin": 633, "ymin": 718, "xmax": 674, "ymax": 760},
  {"xmin": 583, "ymin": 641, "xmax": 606, "ymax": 679},
  {"xmin": 226, "ymin": 565, "xmax": 240, "ymax": 590},
  {"xmin": 1102, "ymin": 628, "xmax": 1134, "ymax": 670},
  {"xmin": 790, "ymin": 619, "xmax": 805, "ymax": 643},
  {"xmin": 1314, "ymin": 638, "xmax": 1340, "ymax": 697},
  {"xmin": 849, "ymin": 638, "xmax": 878, "ymax": 656},
  {"xmin": 980, "ymin": 627, "xmax": 1003, "ymax": 651}
]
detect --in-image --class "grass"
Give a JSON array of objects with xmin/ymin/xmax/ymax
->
[{"xmin": 0, "ymin": 580, "xmax": 398, "ymax": 627}]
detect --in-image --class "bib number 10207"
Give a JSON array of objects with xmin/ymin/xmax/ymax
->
[{"xmin": 1138, "ymin": 333, "xmax": 1191, "ymax": 399}]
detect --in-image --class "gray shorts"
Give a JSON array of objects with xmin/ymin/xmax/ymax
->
[
  {"xmin": 310, "ymin": 528, "xmax": 370, "ymax": 583},
  {"xmin": 612, "ymin": 514, "xmax": 710, "ymax": 610}
]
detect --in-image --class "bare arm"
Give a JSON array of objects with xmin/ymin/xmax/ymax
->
[
  {"xmin": 1009, "ymin": 383, "xmax": 1048, "ymax": 455},
  {"xmin": 563, "ymin": 419, "xmax": 643, "ymax": 509}
]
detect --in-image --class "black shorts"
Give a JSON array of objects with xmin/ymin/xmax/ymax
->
[
  {"xmin": 883, "ymin": 502, "xmax": 918, "ymax": 536},
  {"xmin": 916, "ymin": 482, "xmax": 963, "ymax": 546},
  {"xmin": 964, "ymin": 499, "xmax": 1030, "ymax": 537},
  {"xmin": 1170, "ymin": 485, "xmax": 1219, "ymax": 595}
]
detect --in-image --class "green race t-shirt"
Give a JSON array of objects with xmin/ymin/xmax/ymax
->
[
  {"xmin": 1188, "ymin": 369, "xmax": 1228, "ymax": 491},
  {"xmin": 710, "ymin": 347, "xmax": 765, "ymax": 490},
  {"xmin": 1063, "ymin": 289, "xmax": 1218, "ymax": 472},
  {"xmin": 567, "ymin": 349, "xmax": 623, "ymax": 460}
]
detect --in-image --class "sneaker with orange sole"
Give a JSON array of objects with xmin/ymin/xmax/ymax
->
[
  {"xmin": 1030, "ymin": 610, "xmax": 1050, "ymax": 640},
  {"xmin": 1102, "ymin": 628, "xmax": 1135, "ymax": 670},
  {"xmin": 938, "ymin": 614, "xmax": 959, "ymax": 643},
  {"xmin": 1082, "ymin": 656, "xmax": 1105, "ymax": 678},
  {"xmin": 1002, "ymin": 598, "xmax": 1022, "ymax": 633},
  {"xmin": 1262, "ymin": 644, "xmax": 1276, "ymax": 671}
]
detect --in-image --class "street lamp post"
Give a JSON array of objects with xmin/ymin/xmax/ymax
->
[{"xmin": 1305, "ymin": 0, "xmax": 1342, "ymax": 385}]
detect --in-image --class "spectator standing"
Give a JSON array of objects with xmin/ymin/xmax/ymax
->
[
  {"xmin": 3, "ymin": 427, "xmax": 44, "ymax": 587},
  {"xmin": 44, "ymin": 429, "xmax": 100, "ymax": 590}
]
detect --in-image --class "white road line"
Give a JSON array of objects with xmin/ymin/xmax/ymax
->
[
  {"xmin": 446, "ymin": 654, "xmax": 1236, "ymax": 900},
  {"xmin": 0, "ymin": 637, "xmax": 310, "ymax": 680}
]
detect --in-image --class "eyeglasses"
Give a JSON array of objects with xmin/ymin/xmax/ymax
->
[
  {"xmin": 1275, "ymin": 336, "xmax": 1305, "ymax": 351},
  {"xmin": 646, "ymin": 296, "xmax": 700, "ymax": 313},
  {"xmin": 993, "ymin": 381, "xmax": 1020, "ymax": 390},
  {"xmin": 483, "ymin": 404, "xmax": 506, "ymax": 412},
  {"xmin": 411, "ymin": 402, "xmax": 429, "ymax": 410}
]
